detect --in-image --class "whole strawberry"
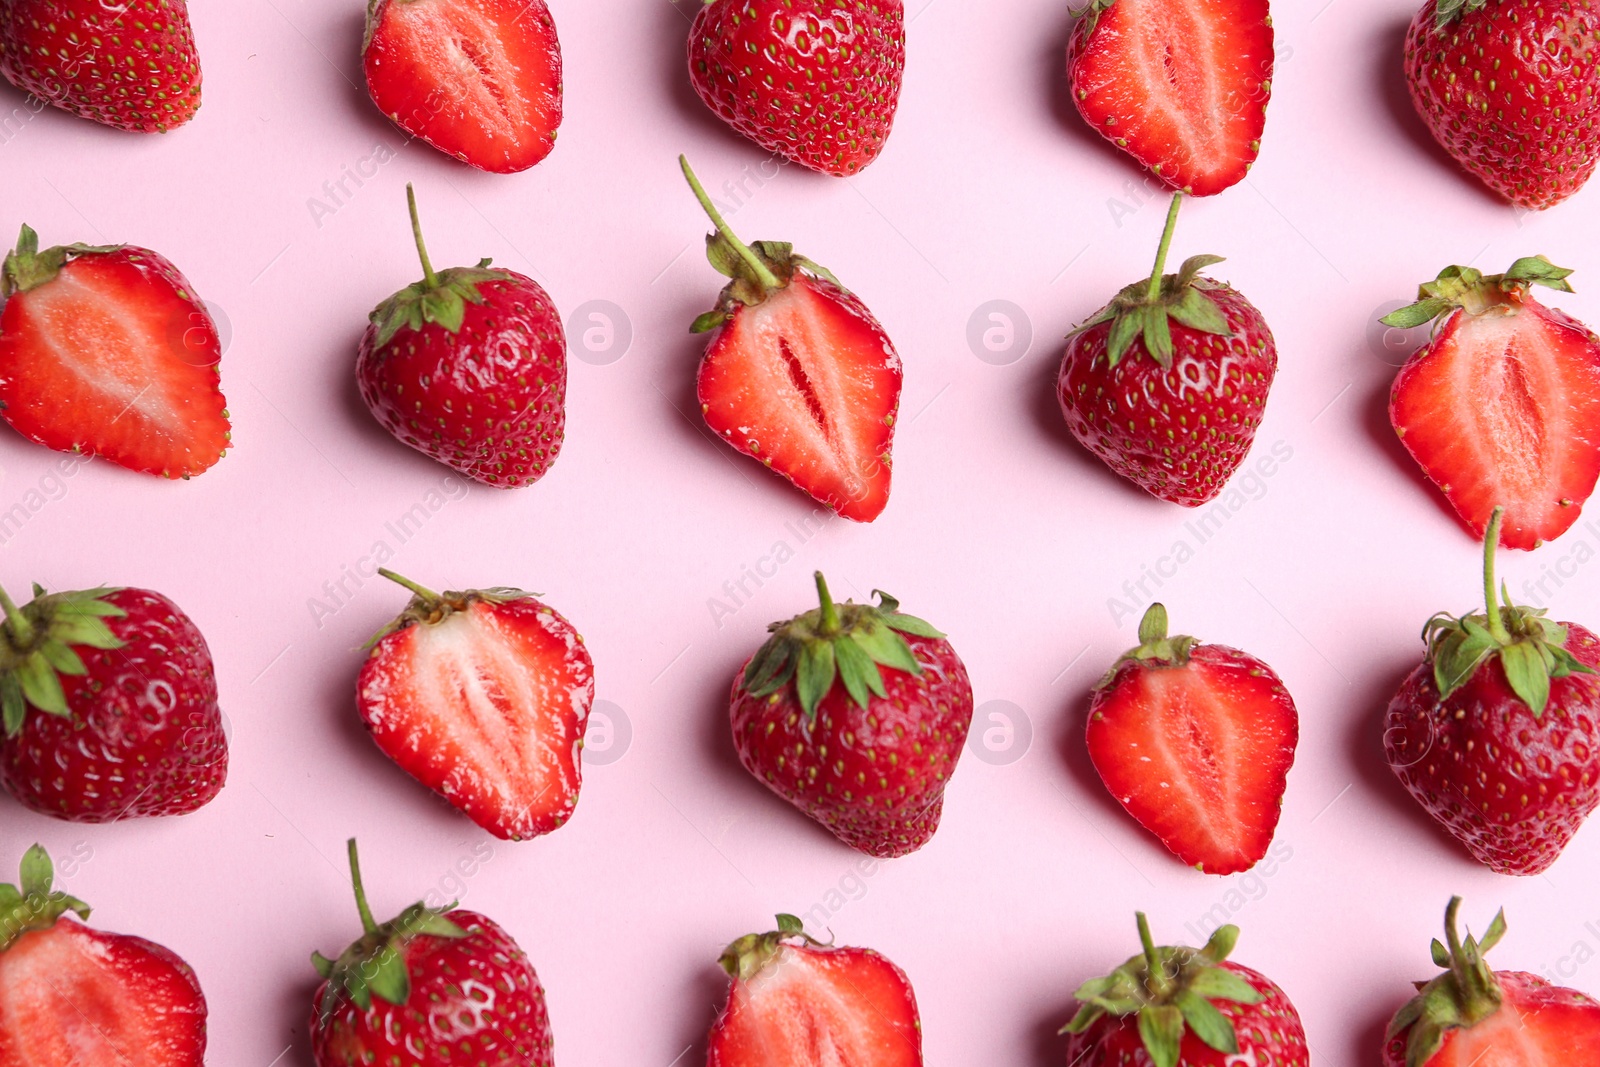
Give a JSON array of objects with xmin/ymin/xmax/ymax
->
[
  {"xmin": 356, "ymin": 569, "xmax": 594, "ymax": 841},
  {"xmin": 731, "ymin": 572, "xmax": 972, "ymax": 858},
  {"xmin": 310, "ymin": 840, "xmax": 553, "ymax": 1067},
  {"xmin": 0, "ymin": 0, "xmax": 202, "ymax": 132},
  {"xmin": 1058, "ymin": 194, "xmax": 1277, "ymax": 506},
  {"xmin": 683, "ymin": 157, "xmax": 901, "ymax": 521},
  {"xmin": 1062, "ymin": 914, "xmax": 1308, "ymax": 1067},
  {"xmin": 688, "ymin": 0, "xmax": 905, "ymax": 176},
  {"xmin": 1386, "ymin": 507, "xmax": 1600, "ymax": 875},
  {"xmin": 1404, "ymin": 0, "xmax": 1600, "ymax": 209},
  {"xmin": 0, "ymin": 582, "xmax": 227, "ymax": 822},
  {"xmin": 708, "ymin": 914, "xmax": 923, "ymax": 1066},
  {"xmin": 1068, "ymin": 0, "xmax": 1273, "ymax": 196},
  {"xmin": 0, "ymin": 225, "xmax": 230, "ymax": 478},
  {"xmin": 1087, "ymin": 603, "xmax": 1298, "ymax": 875},
  {"xmin": 1384, "ymin": 898, "xmax": 1600, "ymax": 1066},
  {"xmin": 358, "ymin": 185, "xmax": 566, "ymax": 488},
  {"xmin": 1382, "ymin": 257, "xmax": 1600, "ymax": 550},
  {"xmin": 0, "ymin": 845, "xmax": 208, "ymax": 1063}
]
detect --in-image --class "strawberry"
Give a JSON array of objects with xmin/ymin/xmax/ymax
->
[
  {"xmin": 1067, "ymin": 0, "xmax": 1273, "ymax": 197},
  {"xmin": 730, "ymin": 572, "xmax": 972, "ymax": 858},
  {"xmin": 681, "ymin": 157, "xmax": 901, "ymax": 522},
  {"xmin": 1404, "ymin": 0, "xmax": 1600, "ymax": 210},
  {"xmin": 1058, "ymin": 194, "xmax": 1277, "ymax": 506},
  {"xmin": 1086, "ymin": 603, "xmax": 1298, "ymax": 875},
  {"xmin": 0, "ymin": 844, "xmax": 207, "ymax": 1064},
  {"xmin": 0, "ymin": 0, "xmax": 202, "ymax": 133},
  {"xmin": 356, "ymin": 569, "xmax": 594, "ymax": 841},
  {"xmin": 363, "ymin": 0, "xmax": 562, "ymax": 174},
  {"xmin": 1384, "ymin": 897, "xmax": 1600, "ymax": 1066},
  {"xmin": 1386, "ymin": 507, "xmax": 1600, "ymax": 875},
  {"xmin": 687, "ymin": 0, "xmax": 905, "ymax": 176},
  {"xmin": 0, "ymin": 582, "xmax": 227, "ymax": 822},
  {"xmin": 707, "ymin": 914, "xmax": 922, "ymax": 1066},
  {"xmin": 357, "ymin": 185, "xmax": 566, "ymax": 488},
  {"xmin": 0, "ymin": 225, "xmax": 230, "ymax": 479},
  {"xmin": 310, "ymin": 839, "xmax": 553, "ymax": 1067},
  {"xmin": 1062, "ymin": 914, "xmax": 1308, "ymax": 1067},
  {"xmin": 1382, "ymin": 257, "xmax": 1600, "ymax": 550}
]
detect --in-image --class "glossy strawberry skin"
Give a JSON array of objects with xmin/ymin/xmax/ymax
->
[
  {"xmin": 0, "ymin": 588, "xmax": 227, "ymax": 822},
  {"xmin": 0, "ymin": 919, "xmax": 207, "ymax": 1065},
  {"xmin": 1383, "ymin": 971, "xmax": 1600, "ymax": 1066},
  {"xmin": 1404, "ymin": 0, "xmax": 1600, "ymax": 210},
  {"xmin": 310, "ymin": 909, "xmax": 552, "ymax": 1067},
  {"xmin": 688, "ymin": 0, "xmax": 905, "ymax": 176},
  {"xmin": 1386, "ymin": 622, "xmax": 1600, "ymax": 875},
  {"xmin": 730, "ymin": 632, "xmax": 972, "ymax": 858},
  {"xmin": 357, "ymin": 272, "xmax": 566, "ymax": 488},
  {"xmin": 0, "ymin": 0, "xmax": 202, "ymax": 132},
  {"xmin": 1059, "ymin": 282, "xmax": 1277, "ymax": 506},
  {"xmin": 1065, "ymin": 962, "xmax": 1307, "ymax": 1067}
]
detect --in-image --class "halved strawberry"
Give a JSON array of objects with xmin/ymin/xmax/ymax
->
[
  {"xmin": 1086, "ymin": 604, "xmax": 1298, "ymax": 875},
  {"xmin": 682, "ymin": 157, "xmax": 900, "ymax": 522},
  {"xmin": 1384, "ymin": 257, "xmax": 1600, "ymax": 550},
  {"xmin": 356, "ymin": 570, "xmax": 594, "ymax": 841},
  {"xmin": 363, "ymin": 0, "xmax": 563, "ymax": 174},
  {"xmin": 1067, "ymin": 0, "xmax": 1274, "ymax": 196},
  {"xmin": 0, "ymin": 226, "xmax": 230, "ymax": 478}
]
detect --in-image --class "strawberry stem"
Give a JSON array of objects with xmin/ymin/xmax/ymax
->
[
  {"xmin": 1145, "ymin": 194, "xmax": 1184, "ymax": 303},
  {"xmin": 814, "ymin": 571, "xmax": 841, "ymax": 636},
  {"xmin": 1482, "ymin": 507, "xmax": 1509, "ymax": 643},
  {"xmin": 0, "ymin": 583, "xmax": 34, "ymax": 646},
  {"xmin": 1136, "ymin": 912, "xmax": 1173, "ymax": 997},
  {"xmin": 346, "ymin": 839, "xmax": 378, "ymax": 936},
  {"xmin": 679, "ymin": 155, "xmax": 781, "ymax": 291},
  {"xmin": 405, "ymin": 184, "xmax": 440, "ymax": 290},
  {"xmin": 378, "ymin": 568, "xmax": 439, "ymax": 602}
]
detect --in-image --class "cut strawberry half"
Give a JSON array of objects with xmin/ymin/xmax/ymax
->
[
  {"xmin": 363, "ymin": 0, "xmax": 563, "ymax": 174},
  {"xmin": 1384, "ymin": 258, "xmax": 1600, "ymax": 550},
  {"xmin": 1068, "ymin": 0, "xmax": 1273, "ymax": 196}
]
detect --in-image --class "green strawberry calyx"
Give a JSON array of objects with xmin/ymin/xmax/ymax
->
[
  {"xmin": 1061, "ymin": 913, "xmax": 1265, "ymax": 1067},
  {"xmin": 1071, "ymin": 193, "xmax": 1233, "ymax": 369},
  {"xmin": 679, "ymin": 154, "xmax": 844, "ymax": 334},
  {"xmin": 718, "ymin": 913, "xmax": 828, "ymax": 982},
  {"xmin": 2, "ymin": 225, "xmax": 120, "ymax": 298},
  {"xmin": 1380, "ymin": 257, "xmax": 1573, "ymax": 330},
  {"xmin": 1423, "ymin": 507, "xmax": 1594, "ymax": 718},
  {"xmin": 0, "ymin": 582, "xmax": 127, "ymax": 738},
  {"xmin": 1099, "ymin": 603, "xmax": 1200, "ymax": 685},
  {"xmin": 1388, "ymin": 897, "xmax": 1507, "ymax": 1067},
  {"xmin": 0, "ymin": 844, "xmax": 90, "ymax": 953},
  {"xmin": 365, "ymin": 568, "xmax": 541, "ymax": 649},
  {"xmin": 310, "ymin": 839, "xmax": 467, "ymax": 1025},
  {"xmin": 1432, "ymin": 0, "xmax": 1490, "ymax": 30},
  {"xmin": 743, "ymin": 571, "xmax": 945, "ymax": 719},
  {"xmin": 368, "ymin": 184, "xmax": 513, "ymax": 349}
]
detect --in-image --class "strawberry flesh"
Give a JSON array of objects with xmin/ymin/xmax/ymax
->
[{"xmin": 1383, "ymin": 971, "xmax": 1600, "ymax": 1066}]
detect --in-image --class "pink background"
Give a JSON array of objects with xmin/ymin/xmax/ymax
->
[{"xmin": 2, "ymin": 0, "xmax": 1600, "ymax": 1063}]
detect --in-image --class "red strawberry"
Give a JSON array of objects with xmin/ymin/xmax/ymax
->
[
  {"xmin": 688, "ymin": 0, "xmax": 905, "ymax": 176},
  {"xmin": 0, "ymin": 0, "xmax": 202, "ymax": 133},
  {"xmin": 1086, "ymin": 603, "xmax": 1298, "ymax": 875},
  {"xmin": 682, "ymin": 157, "xmax": 901, "ymax": 522},
  {"xmin": 310, "ymin": 840, "xmax": 553, "ymax": 1067},
  {"xmin": 1062, "ymin": 914, "xmax": 1308, "ymax": 1067},
  {"xmin": 1067, "ymin": 0, "xmax": 1273, "ymax": 197},
  {"xmin": 1384, "ymin": 897, "xmax": 1600, "ymax": 1067},
  {"xmin": 363, "ymin": 0, "xmax": 562, "ymax": 174},
  {"xmin": 730, "ymin": 572, "xmax": 972, "ymax": 858},
  {"xmin": 1383, "ymin": 257, "xmax": 1600, "ymax": 550},
  {"xmin": 0, "ymin": 583, "xmax": 227, "ymax": 822},
  {"xmin": 357, "ymin": 569, "xmax": 594, "ymax": 841},
  {"xmin": 1404, "ymin": 0, "xmax": 1600, "ymax": 210},
  {"xmin": 707, "ymin": 914, "xmax": 922, "ymax": 1066},
  {"xmin": 0, "ymin": 844, "xmax": 207, "ymax": 1064},
  {"xmin": 1386, "ymin": 508, "xmax": 1600, "ymax": 875},
  {"xmin": 358, "ymin": 185, "xmax": 566, "ymax": 488},
  {"xmin": 0, "ymin": 225, "xmax": 230, "ymax": 478},
  {"xmin": 1058, "ymin": 194, "xmax": 1277, "ymax": 506}
]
